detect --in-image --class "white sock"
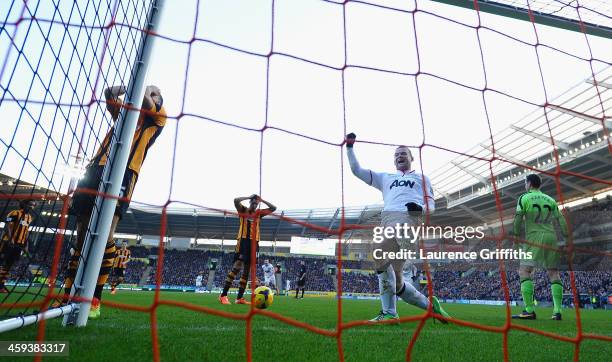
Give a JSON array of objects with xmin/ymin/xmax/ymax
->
[
  {"xmin": 397, "ymin": 281, "xmax": 429, "ymax": 310},
  {"xmin": 377, "ymin": 264, "xmax": 397, "ymax": 316}
]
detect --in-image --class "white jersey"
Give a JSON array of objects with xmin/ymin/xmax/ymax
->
[
  {"xmin": 262, "ymin": 263, "xmax": 274, "ymax": 278},
  {"xmin": 196, "ymin": 275, "xmax": 203, "ymax": 286},
  {"xmin": 347, "ymin": 148, "xmax": 435, "ymax": 212}
]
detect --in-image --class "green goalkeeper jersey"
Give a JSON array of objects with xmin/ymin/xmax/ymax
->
[{"xmin": 513, "ymin": 189, "xmax": 568, "ymax": 237}]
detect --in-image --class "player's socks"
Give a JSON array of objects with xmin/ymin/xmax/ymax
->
[
  {"xmin": 62, "ymin": 253, "xmax": 80, "ymax": 300},
  {"xmin": 94, "ymin": 243, "xmax": 114, "ymax": 301},
  {"xmin": 236, "ymin": 277, "xmax": 247, "ymax": 299},
  {"xmin": 396, "ymin": 281, "xmax": 429, "ymax": 310},
  {"xmin": 520, "ymin": 278, "xmax": 535, "ymax": 313},
  {"xmin": 377, "ymin": 265, "xmax": 397, "ymax": 316},
  {"xmin": 221, "ymin": 268, "xmax": 239, "ymax": 297},
  {"xmin": 295, "ymin": 289, "xmax": 299, "ymax": 298},
  {"xmin": 551, "ymin": 280, "xmax": 563, "ymax": 315},
  {"xmin": 86, "ymin": 239, "xmax": 115, "ymax": 303},
  {"xmin": 94, "ymin": 284, "xmax": 105, "ymax": 301},
  {"xmin": 301, "ymin": 289, "xmax": 304, "ymax": 298}
]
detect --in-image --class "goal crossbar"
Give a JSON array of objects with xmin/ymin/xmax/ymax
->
[{"xmin": 430, "ymin": 0, "xmax": 612, "ymax": 39}]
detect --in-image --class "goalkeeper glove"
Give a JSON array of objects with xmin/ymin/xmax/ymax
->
[{"xmin": 345, "ymin": 133, "xmax": 356, "ymax": 148}]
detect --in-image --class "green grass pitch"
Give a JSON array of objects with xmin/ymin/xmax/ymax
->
[{"xmin": 2, "ymin": 290, "xmax": 611, "ymax": 361}]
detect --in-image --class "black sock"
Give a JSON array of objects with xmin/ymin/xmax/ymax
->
[
  {"xmin": 222, "ymin": 268, "xmax": 239, "ymax": 297},
  {"xmin": 94, "ymin": 284, "xmax": 104, "ymax": 301},
  {"xmin": 295, "ymin": 289, "xmax": 298, "ymax": 298},
  {"xmin": 301, "ymin": 289, "xmax": 305, "ymax": 298},
  {"xmin": 237, "ymin": 287, "xmax": 246, "ymax": 299}
]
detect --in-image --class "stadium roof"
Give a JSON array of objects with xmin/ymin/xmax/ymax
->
[
  {"xmin": 80, "ymin": 64, "xmax": 612, "ymax": 240},
  {"xmin": 1, "ymin": 67, "xmax": 610, "ymax": 242},
  {"xmin": 430, "ymin": 66, "xmax": 612, "ymax": 209}
]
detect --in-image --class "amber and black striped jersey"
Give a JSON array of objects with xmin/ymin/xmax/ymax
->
[
  {"xmin": 1, "ymin": 209, "xmax": 33, "ymax": 246},
  {"xmin": 113, "ymin": 248, "xmax": 131, "ymax": 269},
  {"xmin": 236, "ymin": 206, "xmax": 273, "ymax": 243},
  {"xmin": 92, "ymin": 103, "xmax": 167, "ymax": 175}
]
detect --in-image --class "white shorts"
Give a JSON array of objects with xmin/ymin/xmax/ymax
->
[
  {"xmin": 379, "ymin": 212, "xmax": 421, "ymax": 250},
  {"xmin": 373, "ymin": 212, "xmax": 421, "ymax": 269},
  {"xmin": 264, "ymin": 276, "xmax": 276, "ymax": 287},
  {"xmin": 196, "ymin": 282, "xmax": 202, "ymax": 287}
]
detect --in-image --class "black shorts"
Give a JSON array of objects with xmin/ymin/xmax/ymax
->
[
  {"xmin": 0, "ymin": 242, "xmax": 23, "ymax": 266},
  {"xmin": 69, "ymin": 165, "xmax": 138, "ymax": 220},
  {"xmin": 297, "ymin": 280, "xmax": 306, "ymax": 288},
  {"xmin": 233, "ymin": 238, "xmax": 258, "ymax": 264},
  {"xmin": 112, "ymin": 268, "xmax": 125, "ymax": 278}
]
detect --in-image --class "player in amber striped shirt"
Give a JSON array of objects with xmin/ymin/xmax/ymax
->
[
  {"xmin": 0, "ymin": 199, "xmax": 36, "ymax": 293},
  {"xmin": 56, "ymin": 85, "xmax": 166, "ymax": 319},
  {"xmin": 110, "ymin": 242, "xmax": 131, "ymax": 295},
  {"xmin": 219, "ymin": 194, "xmax": 276, "ymax": 305}
]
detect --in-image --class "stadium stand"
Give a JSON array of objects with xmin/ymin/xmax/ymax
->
[{"xmin": 2, "ymin": 197, "xmax": 609, "ymax": 306}]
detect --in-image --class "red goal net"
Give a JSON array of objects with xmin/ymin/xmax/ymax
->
[{"xmin": 0, "ymin": 0, "xmax": 611, "ymax": 361}]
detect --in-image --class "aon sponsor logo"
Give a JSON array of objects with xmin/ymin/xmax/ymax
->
[{"xmin": 390, "ymin": 179, "xmax": 415, "ymax": 190}]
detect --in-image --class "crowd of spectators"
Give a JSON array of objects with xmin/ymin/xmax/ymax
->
[
  {"xmin": 568, "ymin": 196, "xmax": 612, "ymax": 238},
  {"xmin": 2, "ymin": 197, "xmax": 609, "ymax": 306},
  {"xmin": 119, "ymin": 246, "xmax": 610, "ymax": 306},
  {"xmin": 4, "ymin": 235, "xmax": 609, "ymax": 306}
]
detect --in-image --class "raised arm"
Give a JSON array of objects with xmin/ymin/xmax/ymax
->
[
  {"xmin": 258, "ymin": 197, "xmax": 277, "ymax": 214},
  {"xmin": 142, "ymin": 85, "xmax": 163, "ymax": 112},
  {"xmin": 104, "ymin": 85, "xmax": 126, "ymax": 120},
  {"xmin": 234, "ymin": 195, "xmax": 254, "ymax": 212},
  {"xmin": 345, "ymin": 133, "xmax": 382, "ymax": 190}
]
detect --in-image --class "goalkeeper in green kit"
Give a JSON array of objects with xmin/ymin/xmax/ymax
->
[{"xmin": 511, "ymin": 174, "xmax": 568, "ymax": 321}]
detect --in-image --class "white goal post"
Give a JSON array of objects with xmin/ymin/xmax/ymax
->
[{"xmin": 62, "ymin": 0, "xmax": 166, "ymax": 328}]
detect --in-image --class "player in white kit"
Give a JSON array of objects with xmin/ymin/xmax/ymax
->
[
  {"xmin": 261, "ymin": 259, "xmax": 276, "ymax": 289},
  {"xmin": 345, "ymin": 133, "xmax": 450, "ymax": 323},
  {"xmin": 195, "ymin": 273, "xmax": 203, "ymax": 292}
]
